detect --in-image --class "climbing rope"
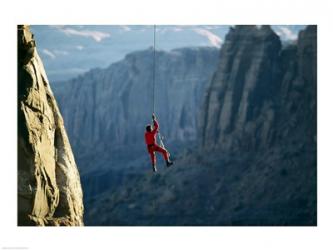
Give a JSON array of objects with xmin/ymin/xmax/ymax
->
[
  {"xmin": 152, "ymin": 24, "xmax": 156, "ymax": 114},
  {"xmin": 152, "ymin": 25, "xmax": 167, "ymax": 150}
]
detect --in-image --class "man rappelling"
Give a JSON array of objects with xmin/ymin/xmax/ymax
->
[{"xmin": 145, "ymin": 113, "xmax": 173, "ymax": 172}]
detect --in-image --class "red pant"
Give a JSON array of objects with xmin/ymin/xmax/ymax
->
[{"xmin": 147, "ymin": 144, "xmax": 169, "ymax": 165}]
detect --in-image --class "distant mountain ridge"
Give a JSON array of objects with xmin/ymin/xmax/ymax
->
[
  {"xmin": 52, "ymin": 46, "xmax": 219, "ymax": 173},
  {"xmin": 31, "ymin": 25, "xmax": 306, "ymax": 82}
]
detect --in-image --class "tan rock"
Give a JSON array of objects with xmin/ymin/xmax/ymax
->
[{"xmin": 18, "ymin": 25, "xmax": 84, "ymax": 226}]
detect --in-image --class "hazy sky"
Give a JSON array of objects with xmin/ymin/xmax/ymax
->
[{"xmin": 31, "ymin": 25, "xmax": 306, "ymax": 82}]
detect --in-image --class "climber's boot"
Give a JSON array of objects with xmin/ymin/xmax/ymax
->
[{"xmin": 166, "ymin": 160, "xmax": 173, "ymax": 168}]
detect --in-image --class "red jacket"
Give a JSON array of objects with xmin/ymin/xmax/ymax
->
[{"xmin": 145, "ymin": 119, "xmax": 159, "ymax": 146}]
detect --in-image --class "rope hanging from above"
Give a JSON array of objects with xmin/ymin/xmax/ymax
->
[
  {"xmin": 151, "ymin": 25, "xmax": 166, "ymax": 150},
  {"xmin": 152, "ymin": 24, "xmax": 156, "ymax": 115}
]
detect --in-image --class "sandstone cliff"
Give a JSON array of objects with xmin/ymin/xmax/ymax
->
[{"xmin": 18, "ymin": 25, "xmax": 84, "ymax": 226}]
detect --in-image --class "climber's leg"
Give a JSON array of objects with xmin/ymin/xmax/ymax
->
[
  {"xmin": 148, "ymin": 146, "xmax": 157, "ymax": 172},
  {"xmin": 154, "ymin": 144, "xmax": 169, "ymax": 161},
  {"xmin": 149, "ymin": 151, "xmax": 156, "ymax": 165},
  {"xmin": 154, "ymin": 144, "xmax": 173, "ymax": 167}
]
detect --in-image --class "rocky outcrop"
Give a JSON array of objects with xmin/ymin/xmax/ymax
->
[
  {"xmin": 276, "ymin": 25, "xmax": 317, "ymax": 147},
  {"xmin": 18, "ymin": 25, "xmax": 84, "ymax": 226},
  {"xmin": 53, "ymin": 47, "xmax": 219, "ymax": 172},
  {"xmin": 201, "ymin": 25, "xmax": 316, "ymax": 152}
]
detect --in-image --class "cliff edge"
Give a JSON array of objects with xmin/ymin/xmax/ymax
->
[{"xmin": 18, "ymin": 25, "xmax": 84, "ymax": 226}]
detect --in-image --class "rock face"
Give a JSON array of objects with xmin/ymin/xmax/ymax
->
[
  {"xmin": 82, "ymin": 26, "xmax": 317, "ymax": 226},
  {"xmin": 18, "ymin": 25, "xmax": 84, "ymax": 226},
  {"xmin": 201, "ymin": 25, "xmax": 316, "ymax": 152},
  {"xmin": 189, "ymin": 25, "xmax": 316, "ymax": 225},
  {"xmin": 53, "ymin": 47, "xmax": 219, "ymax": 172}
]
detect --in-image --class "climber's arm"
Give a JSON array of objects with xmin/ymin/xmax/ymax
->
[{"xmin": 152, "ymin": 114, "xmax": 159, "ymax": 134}]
